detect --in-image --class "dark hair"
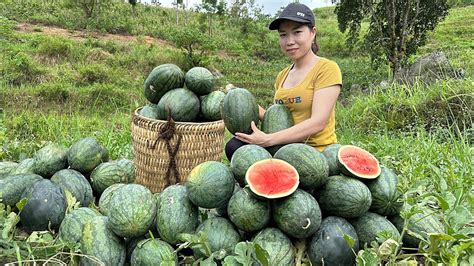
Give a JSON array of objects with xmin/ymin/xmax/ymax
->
[{"xmin": 305, "ymin": 24, "xmax": 319, "ymax": 54}]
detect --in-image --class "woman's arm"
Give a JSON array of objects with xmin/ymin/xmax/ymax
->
[{"xmin": 235, "ymin": 85, "xmax": 340, "ymax": 147}]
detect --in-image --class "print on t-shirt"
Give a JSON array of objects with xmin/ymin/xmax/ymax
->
[{"xmin": 275, "ymin": 96, "xmax": 302, "ymax": 105}]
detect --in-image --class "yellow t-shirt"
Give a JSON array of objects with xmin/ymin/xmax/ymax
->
[{"xmin": 273, "ymin": 57, "xmax": 342, "ymax": 151}]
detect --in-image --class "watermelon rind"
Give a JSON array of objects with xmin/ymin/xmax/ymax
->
[
  {"xmin": 156, "ymin": 184, "xmax": 199, "ymax": 245},
  {"xmin": 59, "ymin": 207, "xmax": 101, "ymax": 245},
  {"xmin": 0, "ymin": 173, "xmax": 43, "ymax": 207},
  {"xmin": 272, "ymin": 189, "xmax": 322, "ymax": 239},
  {"xmin": 184, "ymin": 67, "xmax": 216, "ymax": 96},
  {"xmin": 156, "ymin": 88, "xmax": 200, "ymax": 122},
  {"xmin": 108, "ymin": 184, "xmax": 157, "ymax": 238},
  {"xmin": 273, "ymin": 143, "xmax": 329, "ymax": 190},
  {"xmin": 32, "ymin": 143, "xmax": 68, "ymax": 178},
  {"xmin": 0, "ymin": 161, "xmax": 19, "ymax": 179},
  {"xmin": 193, "ymin": 217, "xmax": 241, "ymax": 259},
  {"xmin": 51, "ymin": 169, "xmax": 93, "ymax": 207},
  {"xmin": 308, "ymin": 216, "xmax": 359, "ymax": 266},
  {"xmin": 367, "ymin": 166, "xmax": 403, "ymax": 216},
  {"xmin": 350, "ymin": 212, "xmax": 400, "ymax": 247},
  {"xmin": 252, "ymin": 227, "xmax": 295, "ymax": 265},
  {"xmin": 130, "ymin": 238, "xmax": 178, "ymax": 265},
  {"xmin": 144, "ymin": 63, "xmax": 185, "ymax": 104},
  {"xmin": 230, "ymin": 144, "xmax": 272, "ymax": 186},
  {"xmin": 186, "ymin": 161, "xmax": 235, "ymax": 209},
  {"xmin": 80, "ymin": 216, "xmax": 126, "ymax": 266},
  {"xmin": 322, "ymin": 144, "xmax": 342, "ymax": 176},
  {"xmin": 68, "ymin": 137, "xmax": 109, "ymax": 174},
  {"xmin": 261, "ymin": 104, "xmax": 294, "ymax": 155},
  {"xmin": 316, "ymin": 175, "xmax": 372, "ymax": 218},
  {"xmin": 227, "ymin": 187, "xmax": 271, "ymax": 232},
  {"xmin": 20, "ymin": 179, "xmax": 67, "ymax": 231},
  {"xmin": 222, "ymin": 88, "xmax": 259, "ymax": 135}
]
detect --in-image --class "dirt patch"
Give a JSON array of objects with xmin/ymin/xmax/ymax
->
[{"xmin": 15, "ymin": 22, "xmax": 175, "ymax": 48}]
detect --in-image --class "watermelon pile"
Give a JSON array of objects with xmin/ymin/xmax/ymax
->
[{"xmin": 140, "ymin": 63, "xmax": 225, "ymax": 122}]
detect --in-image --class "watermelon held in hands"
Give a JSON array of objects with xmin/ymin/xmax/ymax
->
[
  {"xmin": 222, "ymin": 88, "xmax": 259, "ymax": 134},
  {"xmin": 261, "ymin": 104, "xmax": 294, "ymax": 155},
  {"xmin": 144, "ymin": 63, "xmax": 185, "ymax": 104},
  {"xmin": 337, "ymin": 145, "xmax": 381, "ymax": 179},
  {"xmin": 245, "ymin": 158, "xmax": 299, "ymax": 199},
  {"xmin": 184, "ymin": 67, "xmax": 216, "ymax": 96}
]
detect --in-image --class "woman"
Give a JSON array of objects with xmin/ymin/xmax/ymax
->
[{"xmin": 225, "ymin": 3, "xmax": 342, "ymax": 160}]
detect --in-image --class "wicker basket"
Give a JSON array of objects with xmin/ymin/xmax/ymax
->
[{"xmin": 131, "ymin": 108, "xmax": 225, "ymax": 193}]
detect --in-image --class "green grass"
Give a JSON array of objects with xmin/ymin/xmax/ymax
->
[{"xmin": 0, "ymin": 2, "xmax": 473, "ymax": 265}]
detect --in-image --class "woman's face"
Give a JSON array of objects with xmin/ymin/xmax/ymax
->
[{"xmin": 278, "ymin": 20, "xmax": 315, "ymax": 61}]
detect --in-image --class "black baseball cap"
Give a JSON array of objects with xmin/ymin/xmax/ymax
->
[{"xmin": 269, "ymin": 3, "xmax": 315, "ymax": 30}]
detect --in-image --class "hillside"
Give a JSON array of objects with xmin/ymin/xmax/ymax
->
[{"xmin": 0, "ymin": 1, "xmax": 472, "ymax": 265}]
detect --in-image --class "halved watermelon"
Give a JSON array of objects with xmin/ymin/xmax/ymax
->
[
  {"xmin": 245, "ymin": 159, "xmax": 299, "ymax": 199},
  {"xmin": 337, "ymin": 145, "xmax": 381, "ymax": 179}
]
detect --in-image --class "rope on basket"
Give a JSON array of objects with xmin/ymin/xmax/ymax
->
[{"xmin": 155, "ymin": 108, "xmax": 182, "ymax": 186}]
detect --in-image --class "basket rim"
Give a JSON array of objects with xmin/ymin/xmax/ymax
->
[{"xmin": 133, "ymin": 107, "xmax": 224, "ymax": 126}]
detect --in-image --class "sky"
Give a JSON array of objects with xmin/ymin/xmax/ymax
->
[{"xmin": 141, "ymin": 0, "xmax": 335, "ymax": 16}]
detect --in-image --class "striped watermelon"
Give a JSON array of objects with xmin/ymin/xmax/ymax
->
[
  {"xmin": 32, "ymin": 143, "xmax": 68, "ymax": 178},
  {"xmin": 272, "ymin": 189, "xmax": 322, "ymax": 239},
  {"xmin": 222, "ymin": 88, "xmax": 259, "ymax": 134},
  {"xmin": 90, "ymin": 161, "xmax": 131, "ymax": 194},
  {"xmin": 261, "ymin": 104, "xmax": 294, "ymax": 155},
  {"xmin": 350, "ymin": 212, "xmax": 400, "ymax": 247},
  {"xmin": 184, "ymin": 67, "xmax": 216, "ymax": 96},
  {"xmin": 200, "ymin": 90, "xmax": 225, "ymax": 121},
  {"xmin": 230, "ymin": 144, "xmax": 272, "ymax": 186},
  {"xmin": 316, "ymin": 175, "xmax": 372, "ymax": 218},
  {"xmin": 157, "ymin": 88, "xmax": 200, "ymax": 122},
  {"xmin": 227, "ymin": 187, "xmax": 270, "ymax": 232},
  {"xmin": 107, "ymin": 184, "xmax": 157, "ymax": 238},
  {"xmin": 51, "ymin": 169, "xmax": 93, "ymax": 207},
  {"xmin": 252, "ymin": 228, "xmax": 295, "ymax": 265},
  {"xmin": 144, "ymin": 63, "xmax": 185, "ymax": 104},
  {"xmin": 367, "ymin": 166, "xmax": 403, "ymax": 216},
  {"xmin": 59, "ymin": 207, "xmax": 101, "ymax": 245},
  {"xmin": 67, "ymin": 137, "xmax": 109, "ymax": 174}
]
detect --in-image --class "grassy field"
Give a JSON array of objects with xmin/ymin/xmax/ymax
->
[{"xmin": 0, "ymin": 1, "xmax": 473, "ymax": 264}]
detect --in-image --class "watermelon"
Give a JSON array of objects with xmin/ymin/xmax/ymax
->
[
  {"xmin": 108, "ymin": 184, "xmax": 157, "ymax": 238},
  {"xmin": 144, "ymin": 63, "xmax": 185, "ymax": 104},
  {"xmin": 116, "ymin": 158, "xmax": 136, "ymax": 183},
  {"xmin": 80, "ymin": 216, "xmax": 126, "ymax": 266},
  {"xmin": 20, "ymin": 179, "xmax": 67, "ymax": 231},
  {"xmin": 222, "ymin": 88, "xmax": 259, "ymax": 134},
  {"xmin": 245, "ymin": 158, "xmax": 299, "ymax": 199},
  {"xmin": 186, "ymin": 161, "xmax": 235, "ymax": 209},
  {"xmin": 261, "ymin": 104, "xmax": 294, "ymax": 155},
  {"xmin": 59, "ymin": 207, "xmax": 101, "ymax": 245},
  {"xmin": 131, "ymin": 238, "xmax": 177, "ymax": 265},
  {"xmin": 11, "ymin": 158, "xmax": 35, "ymax": 175},
  {"xmin": 98, "ymin": 183, "xmax": 126, "ymax": 216},
  {"xmin": 252, "ymin": 228, "xmax": 295, "ymax": 265},
  {"xmin": 156, "ymin": 184, "xmax": 199, "ymax": 245},
  {"xmin": 316, "ymin": 175, "xmax": 372, "ymax": 218},
  {"xmin": 337, "ymin": 145, "xmax": 381, "ymax": 179},
  {"xmin": 274, "ymin": 143, "xmax": 329, "ymax": 189},
  {"xmin": 367, "ymin": 166, "xmax": 403, "ymax": 216},
  {"xmin": 322, "ymin": 144, "xmax": 342, "ymax": 176},
  {"xmin": 200, "ymin": 90, "xmax": 225, "ymax": 121},
  {"xmin": 216, "ymin": 182, "xmax": 242, "ymax": 217},
  {"xmin": 350, "ymin": 212, "xmax": 400, "ymax": 247},
  {"xmin": 32, "ymin": 143, "xmax": 68, "ymax": 178},
  {"xmin": 184, "ymin": 67, "xmax": 216, "ymax": 95},
  {"xmin": 68, "ymin": 137, "xmax": 109, "ymax": 174},
  {"xmin": 125, "ymin": 236, "xmax": 145, "ymax": 263},
  {"xmin": 51, "ymin": 169, "xmax": 93, "ymax": 207},
  {"xmin": 90, "ymin": 161, "xmax": 132, "ymax": 194},
  {"xmin": 156, "ymin": 87, "xmax": 200, "ymax": 122},
  {"xmin": 272, "ymin": 189, "xmax": 322, "ymax": 239},
  {"xmin": 194, "ymin": 217, "xmax": 241, "ymax": 259},
  {"xmin": 230, "ymin": 144, "xmax": 272, "ymax": 186},
  {"xmin": 0, "ymin": 161, "xmax": 18, "ymax": 179},
  {"xmin": 390, "ymin": 211, "xmax": 444, "ymax": 248},
  {"xmin": 138, "ymin": 104, "xmax": 159, "ymax": 120},
  {"xmin": 308, "ymin": 216, "xmax": 359, "ymax": 266},
  {"xmin": 227, "ymin": 187, "xmax": 270, "ymax": 232},
  {"xmin": 0, "ymin": 173, "xmax": 43, "ymax": 207}
]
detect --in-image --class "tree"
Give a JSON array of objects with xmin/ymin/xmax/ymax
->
[
  {"xmin": 200, "ymin": 0, "xmax": 218, "ymax": 36},
  {"xmin": 333, "ymin": 0, "xmax": 450, "ymax": 78}
]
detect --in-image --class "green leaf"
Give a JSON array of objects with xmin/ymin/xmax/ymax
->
[
  {"xmin": 254, "ymin": 243, "xmax": 269, "ymax": 266},
  {"xmin": 434, "ymin": 194, "xmax": 450, "ymax": 211},
  {"xmin": 356, "ymin": 249, "xmax": 380, "ymax": 266},
  {"xmin": 1, "ymin": 211, "xmax": 19, "ymax": 240},
  {"xmin": 343, "ymin": 232, "xmax": 356, "ymax": 248},
  {"xmin": 15, "ymin": 198, "xmax": 28, "ymax": 212}
]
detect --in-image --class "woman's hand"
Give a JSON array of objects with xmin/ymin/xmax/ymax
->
[{"xmin": 235, "ymin": 121, "xmax": 273, "ymax": 147}]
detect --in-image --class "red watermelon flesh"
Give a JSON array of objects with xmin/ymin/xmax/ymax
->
[
  {"xmin": 337, "ymin": 145, "xmax": 381, "ymax": 179},
  {"xmin": 246, "ymin": 159, "xmax": 299, "ymax": 199}
]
